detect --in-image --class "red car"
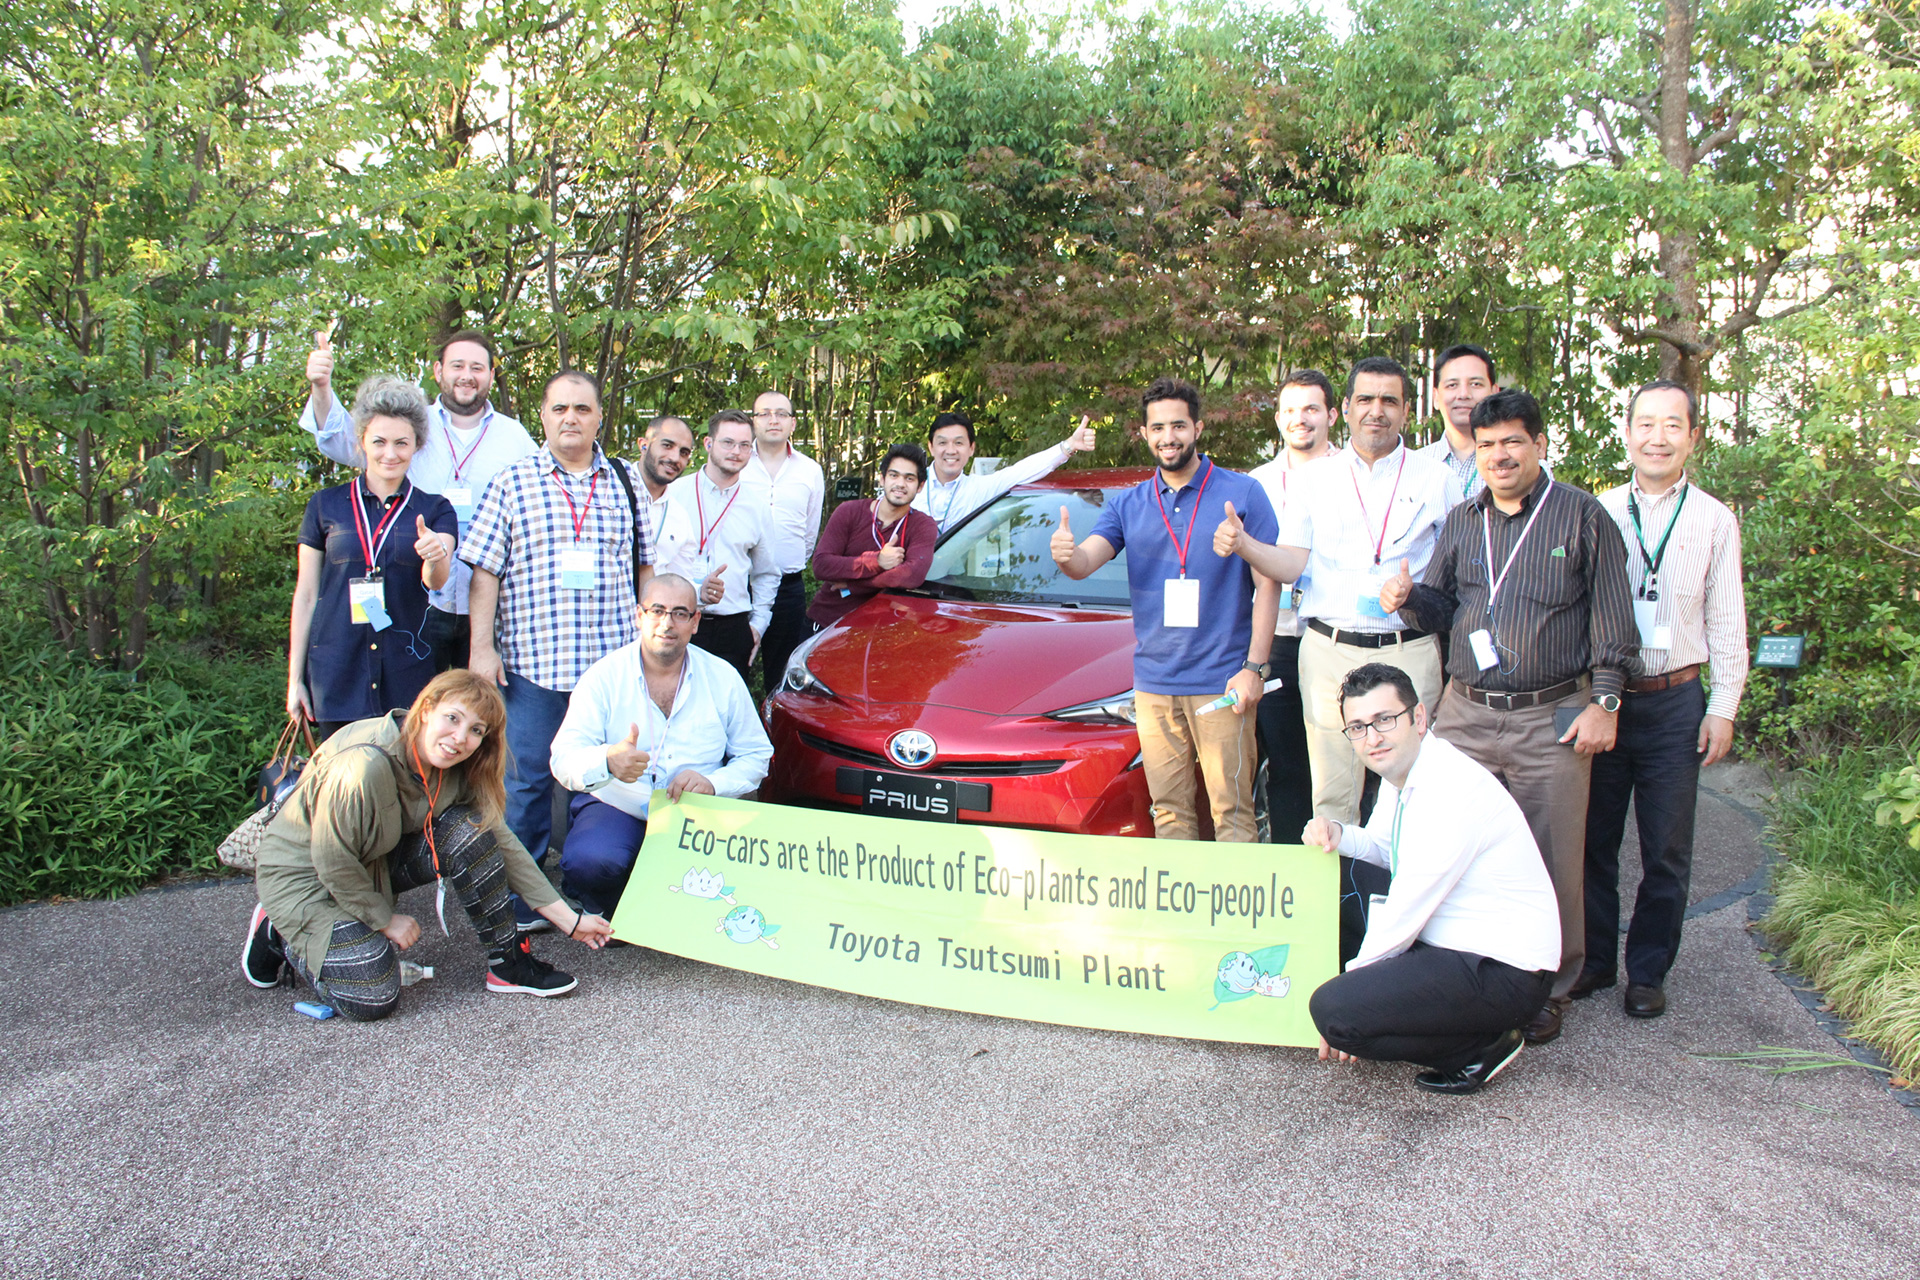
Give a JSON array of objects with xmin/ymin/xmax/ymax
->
[{"xmin": 762, "ymin": 468, "xmax": 1265, "ymax": 837}]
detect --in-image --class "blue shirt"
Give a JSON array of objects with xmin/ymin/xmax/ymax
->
[
  {"xmin": 297, "ymin": 480, "xmax": 460, "ymax": 721},
  {"xmin": 1090, "ymin": 456, "xmax": 1278, "ymax": 696}
]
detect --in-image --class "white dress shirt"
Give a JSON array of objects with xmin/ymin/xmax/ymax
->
[
  {"xmin": 645, "ymin": 489, "xmax": 701, "ymax": 581},
  {"xmin": 912, "ymin": 440, "xmax": 1075, "ymax": 533},
  {"xmin": 665, "ymin": 468, "xmax": 781, "ymax": 634},
  {"xmin": 1247, "ymin": 445, "xmax": 1342, "ymax": 638},
  {"xmin": 1277, "ymin": 442, "xmax": 1454, "ymax": 633},
  {"xmin": 1338, "ymin": 733, "xmax": 1561, "ymax": 973},
  {"xmin": 551, "ymin": 642, "xmax": 773, "ymax": 820},
  {"xmin": 744, "ymin": 446, "xmax": 826, "ymax": 574},
  {"xmin": 303, "ymin": 395, "xmax": 538, "ymax": 614},
  {"xmin": 1599, "ymin": 476, "xmax": 1749, "ymax": 720}
]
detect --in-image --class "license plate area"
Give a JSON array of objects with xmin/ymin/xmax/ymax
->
[{"xmin": 836, "ymin": 768, "xmax": 991, "ymax": 822}]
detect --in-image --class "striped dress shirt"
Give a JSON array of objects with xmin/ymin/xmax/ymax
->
[
  {"xmin": 1598, "ymin": 476, "xmax": 1748, "ymax": 721},
  {"xmin": 1405, "ymin": 470, "xmax": 1640, "ymax": 699}
]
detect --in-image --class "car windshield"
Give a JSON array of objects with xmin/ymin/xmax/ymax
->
[{"xmin": 919, "ymin": 488, "xmax": 1132, "ymax": 608}]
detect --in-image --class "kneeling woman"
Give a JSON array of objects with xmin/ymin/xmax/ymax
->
[{"xmin": 241, "ymin": 671, "xmax": 611, "ymax": 1019}]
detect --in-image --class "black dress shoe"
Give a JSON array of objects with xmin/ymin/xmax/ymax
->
[
  {"xmin": 1568, "ymin": 969, "xmax": 1617, "ymax": 1000},
  {"xmin": 1625, "ymin": 983, "xmax": 1667, "ymax": 1018},
  {"xmin": 1415, "ymin": 1029, "xmax": 1525, "ymax": 1096},
  {"xmin": 1522, "ymin": 999, "xmax": 1564, "ymax": 1045}
]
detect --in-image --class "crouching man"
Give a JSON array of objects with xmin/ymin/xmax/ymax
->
[
  {"xmin": 550, "ymin": 574, "xmax": 773, "ymax": 918},
  {"xmin": 1305, "ymin": 662, "xmax": 1561, "ymax": 1095}
]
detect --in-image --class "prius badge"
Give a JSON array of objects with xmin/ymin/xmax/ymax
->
[{"xmin": 886, "ymin": 729, "xmax": 938, "ymax": 770}]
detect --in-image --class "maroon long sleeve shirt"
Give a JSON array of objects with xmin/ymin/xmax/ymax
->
[{"xmin": 807, "ymin": 499, "xmax": 941, "ymax": 626}]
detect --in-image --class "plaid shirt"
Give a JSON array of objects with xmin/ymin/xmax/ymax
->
[{"xmin": 460, "ymin": 444, "xmax": 654, "ymax": 691}]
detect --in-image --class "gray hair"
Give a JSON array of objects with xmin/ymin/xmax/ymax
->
[{"xmin": 350, "ymin": 375, "xmax": 431, "ymax": 448}]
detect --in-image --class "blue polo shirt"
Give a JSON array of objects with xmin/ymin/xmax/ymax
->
[{"xmin": 1090, "ymin": 456, "xmax": 1278, "ymax": 696}]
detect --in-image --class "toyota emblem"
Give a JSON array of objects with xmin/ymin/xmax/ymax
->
[{"xmin": 886, "ymin": 729, "xmax": 938, "ymax": 770}]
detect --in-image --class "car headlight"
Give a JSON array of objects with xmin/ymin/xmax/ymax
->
[
  {"xmin": 1046, "ymin": 691, "xmax": 1136, "ymax": 725},
  {"xmin": 781, "ymin": 629, "xmax": 836, "ymax": 698}
]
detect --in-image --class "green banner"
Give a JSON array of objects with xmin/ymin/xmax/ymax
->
[{"xmin": 609, "ymin": 795, "xmax": 1339, "ymax": 1047}]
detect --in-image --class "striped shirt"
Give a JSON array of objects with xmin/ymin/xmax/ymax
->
[
  {"xmin": 1598, "ymin": 475, "xmax": 1748, "ymax": 720},
  {"xmin": 1405, "ymin": 470, "xmax": 1640, "ymax": 699},
  {"xmin": 459, "ymin": 444, "xmax": 654, "ymax": 692},
  {"xmin": 1416, "ymin": 434, "xmax": 1486, "ymax": 503}
]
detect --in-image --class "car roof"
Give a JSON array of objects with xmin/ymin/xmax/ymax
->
[{"xmin": 1009, "ymin": 466, "xmax": 1156, "ymax": 491}]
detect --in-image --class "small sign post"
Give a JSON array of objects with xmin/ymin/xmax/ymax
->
[
  {"xmin": 1755, "ymin": 635, "xmax": 1804, "ymax": 668},
  {"xmin": 833, "ymin": 475, "xmax": 866, "ymax": 503}
]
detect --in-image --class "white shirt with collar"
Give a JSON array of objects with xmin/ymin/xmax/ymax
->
[
  {"xmin": 665, "ymin": 468, "xmax": 781, "ymax": 634},
  {"xmin": 1337, "ymin": 732, "xmax": 1561, "ymax": 973},
  {"xmin": 1277, "ymin": 442, "xmax": 1454, "ymax": 633},
  {"xmin": 302, "ymin": 394, "xmax": 538, "ymax": 614},
  {"xmin": 550, "ymin": 641, "xmax": 774, "ymax": 820},
  {"xmin": 912, "ymin": 440, "xmax": 1075, "ymax": 534},
  {"xmin": 744, "ymin": 445, "xmax": 826, "ymax": 574},
  {"xmin": 1248, "ymin": 445, "xmax": 1342, "ymax": 638},
  {"xmin": 1416, "ymin": 433, "xmax": 1483, "ymax": 505},
  {"xmin": 644, "ymin": 489, "xmax": 701, "ymax": 581}
]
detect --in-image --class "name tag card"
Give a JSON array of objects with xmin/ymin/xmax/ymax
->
[
  {"xmin": 349, "ymin": 577, "xmax": 391, "ymax": 631},
  {"xmin": 1634, "ymin": 598, "xmax": 1672, "ymax": 651},
  {"xmin": 444, "ymin": 486, "xmax": 474, "ymax": 523},
  {"xmin": 560, "ymin": 541, "xmax": 597, "ymax": 591},
  {"xmin": 1355, "ymin": 565, "xmax": 1394, "ymax": 620},
  {"xmin": 1468, "ymin": 628, "xmax": 1498, "ymax": 671},
  {"xmin": 687, "ymin": 555, "xmax": 712, "ymax": 584},
  {"xmin": 1164, "ymin": 577, "xmax": 1200, "ymax": 628}
]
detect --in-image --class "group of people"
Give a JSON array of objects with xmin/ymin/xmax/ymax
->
[{"xmin": 246, "ymin": 330, "xmax": 1750, "ymax": 1100}]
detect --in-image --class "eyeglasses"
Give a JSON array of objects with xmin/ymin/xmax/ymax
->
[
  {"xmin": 641, "ymin": 606, "xmax": 698, "ymax": 623},
  {"xmin": 1341, "ymin": 709, "xmax": 1410, "ymax": 740},
  {"xmin": 752, "ymin": 409, "xmax": 795, "ymax": 421}
]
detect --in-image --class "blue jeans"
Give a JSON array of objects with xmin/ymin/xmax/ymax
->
[
  {"xmin": 1583, "ymin": 678, "xmax": 1705, "ymax": 987},
  {"xmin": 559, "ymin": 793, "xmax": 648, "ymax": 918},
  {"xmin": 502, "ymin": 669, "xmax": 573, "ymax": 876}
]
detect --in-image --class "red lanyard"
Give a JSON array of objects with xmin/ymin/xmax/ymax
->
[
  {"xmin": 449, "ymin": 414, "xmax": 492, "ymax": 482},
  {"xmin": 694, "ymin": 478, "xmax": 742, "ymax": 554},
  {"xmin": 870, "ymin": 502, "xmax": 907, "ymax": 549},
  {"xmin": 1349, "ymin": 450, "xmax": 1407, "ymax": 565},
  {"xmin": 406, "ymin": 740, "xmax": 446, "ymax": 878},
  {"xmin": 351, "ymin": 481, "xmax": 411, "ymax": 572},
  {"xmin": 1152, "ymin": 459, "xmax": 1215, "ymax": 578},
  {"xmin": 548, "ymin": 467, "xmax": 601, "ymax": 542}
]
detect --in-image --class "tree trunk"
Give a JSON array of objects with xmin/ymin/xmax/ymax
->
[{"xmin": 1655, "ymin": 0, "xmax": 1707, "ymax": 398}]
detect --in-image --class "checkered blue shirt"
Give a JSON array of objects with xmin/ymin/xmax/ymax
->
[{"xmin": 460, "ymin": 444, "xmax": 654, "ymax": 691}]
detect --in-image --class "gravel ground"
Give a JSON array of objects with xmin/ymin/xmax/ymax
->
[{"xmin": 1, "ymin": 769, "xmax": 1913, "ymax": 1279}]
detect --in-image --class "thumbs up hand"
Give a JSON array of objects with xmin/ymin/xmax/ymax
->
[
  {"xmin": 1064, "ymin": 413, "xmax": 1096, "ymax": 454},
  {"xmin": 412, "ymin": 514, "xmax": 447, "ymax": 563},
  {"xmin": 1050, "ymin": 506, "xmax": 1076, "ymax": 569},
  {"xmin": 701, "ymin": 562, "xmax": 727, "ymax": 606},
  {"xmin": 306, "ymin": 320, "xmax": 336, "ymax": 390},
  {"xmin": 1213, "ymin": 500, "xmax": 1246, "ymax": 557},
  {"xmin": 607, "ymin": 721, "xmax": 651, "ymax": 783},
  {"xmin": 1379, "ymin": 557, "xmax": 1414, "ymax": 615}
]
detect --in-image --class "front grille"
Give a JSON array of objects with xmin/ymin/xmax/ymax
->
[{"xmin": 798, "ymin": 732, "xmax": 1063, "ymax": 777}]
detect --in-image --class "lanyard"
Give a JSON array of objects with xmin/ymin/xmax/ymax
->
[
  {"xmin": 406, "ymin": 739, "xmax": 452, "ymax": 937},
  {"xmin": 548, "ymin": 467, "xmax": 601, "ymax": 542},
  {"xmin": 871, "ymin": 502, "xmax": 907, "ymax": 550},
  {"xmin": 1152, "ymin": 459, "xmax": 1215, "ymax": 578},
  {"xmin": 1627, "ymin": 484, "xmax": 1688, "ymax": 598},
  {"xmin": 1388, "ymin": 789, "xmax": 1408, "ymax": 878},
  {"xmin": 351, "ymin": 481, "xmax": 412, "ymax": 573},
  {"xmin": 930, "ymin": 476, "xmax": 962, "ymax": 528},
  {"xmin": 694, "ymin": 476, "xmax": 742, "ymax": 554},
  {"xmin": 448, "ymin": 411, "xmax": 492, "ymax": 482},
  {"xmin": 1480, "ymin": 479, "xmax": 1556, "ymax": 616},
  {"xmin": 1349, "ymin": 450, "xmax": 1407, "ymax": 565}
]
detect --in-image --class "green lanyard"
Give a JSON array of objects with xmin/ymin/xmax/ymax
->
[
  {"xmin": 1388, "ymin": 790, "xmax": 1407, "ymax": 878},
  {"xmin": 1627, "ymin": 484, "xmax": 1687, "ymax": 601}
]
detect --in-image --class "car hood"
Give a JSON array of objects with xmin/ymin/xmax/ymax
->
[{"xmin": 804, "ymin": 594, "xmax": 1137, "ymax": 717}]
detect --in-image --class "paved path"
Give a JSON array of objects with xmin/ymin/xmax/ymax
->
[{"xmin": 2, "ymin": 767, "xmax": 1915, "ymax": 1279}]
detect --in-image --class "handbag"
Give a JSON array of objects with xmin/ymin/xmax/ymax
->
[{"xmin": 216, "ymin": 716, "xmax": 319, "ymax": 872}]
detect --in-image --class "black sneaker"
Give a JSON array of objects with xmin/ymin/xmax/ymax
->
[
  {"xmin": 240, "ymin": 903, "xmax": 288, "ymax": 989},
  {"xmin": 486, "ymin": 936, "xmax": 577, "ymax": 997},
  {"xmin": 1414, "ymin": 1029, "xmax": 1525, "ymax": 1096}
]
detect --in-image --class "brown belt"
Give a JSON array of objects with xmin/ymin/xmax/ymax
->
[
  {"xmin": 1459, "ymin": 676, "xmax": 1587, "ymax": 712},
  {"xmin": 1628, "ymin": 664, "xmax": 1700, "ymax": 694}
]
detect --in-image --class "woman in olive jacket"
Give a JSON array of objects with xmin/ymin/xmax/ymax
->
[{"xmin": 241, "ymin": 670, "xmax": 611, "ymax": 1020}]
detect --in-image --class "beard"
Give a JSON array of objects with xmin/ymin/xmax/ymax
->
[
  {"xmin": 442, "ymin": 383, "xmax": 488, "ymax": 415},
  {"xmin": 1157, "ymin": 438, "xmax": 1198, "ymax": 474}
]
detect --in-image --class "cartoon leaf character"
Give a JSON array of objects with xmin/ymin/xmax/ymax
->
[
  {"xmin": 670, "ymin": 867, "xmax": 736, "ymax": 903},
  {"xmin": 716, "ymin": 905, "xmax": 781, "ymax": 950},
  {"xmin": 1208, "ymin": 944, "xmax": 1290, "ymax": 1011}
]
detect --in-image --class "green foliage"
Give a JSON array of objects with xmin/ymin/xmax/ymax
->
[
  {"xmin": 0, "ymin": 631, "xmax": 282, "ymax": 903},
  {"xmin": 1866, "ymin": 752, "xmax": 1920, "ymax": 850}
]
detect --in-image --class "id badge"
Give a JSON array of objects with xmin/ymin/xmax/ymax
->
[
  {"xmin": 1634, "ymin": 598, "xmax": 1672, "ymax": 650},
  {"xmin": 686, "ymin": 555, "xmax": 712, "ymax": 584},
  {"xmin": 1355, "ymin": 566, "xmax": 1393, "ymax": 620},
  {"xmin": 444, "ymin": 486, "xmax": 474, "ymax": 523},
  {"xmin": 349, "ymin": 577, "xmax": 390, "ymax": 631},
  {"xmin": 1468, "ymin": 627, "xmax": 1498, "ymax": 671},
  {"xmin": 1164, "ymin": 577, "xmax": 1200, "ymax": 628},
  {"xmin": 1368, "ymin": 893, "xmax": 1390, "ymax": 915},
  {"xmin": 560, "ymin": 541, "xmax": 597, "ymax": 591}
]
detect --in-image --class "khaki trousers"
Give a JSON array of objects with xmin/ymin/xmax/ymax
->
[
  {"xmin": 1433, "ymin": 680, "xmax": 1591, "ymax": 1001},
  {"xmin": 1298, "ymin": 628, "xmax": 1444, "ymax": 825},
  {"xmin": 1134, "ymin": 692, "xmax": 1260, "ymax": 842}
]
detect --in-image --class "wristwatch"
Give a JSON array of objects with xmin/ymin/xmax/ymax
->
[
  {"xmin": 1242, "ymin": 660, "xmax": 1271, "ymax": 680},
  {"xmin": 1592, "ymin": 693, "xmax": 1622, "ymax": 713}
]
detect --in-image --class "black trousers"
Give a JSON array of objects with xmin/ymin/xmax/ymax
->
[
  {"xmin": 1255, "ymin": 635, "xmax": 1314, "ymax": 846},
  {"xmin": 1583, "ymin": 677, "xmax": 1706, "ymax": 987},
  {"xmin": 1310, "ymin": 942, "xmax": 1553, "ymax": 1073},
  {"xmin": 692, "ymin": 609, "xmax": 755, "ymax": 685},
  {"xmin": 423, "ymin": 605, "xmax": 470, "ymax": 674},
  {"xmin": 759, "ymin": 571, "xmax": 813, "ymax": 693}
]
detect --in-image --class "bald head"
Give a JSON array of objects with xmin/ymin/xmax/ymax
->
[{"xmin": 643, "ymin": 573, "xmax": 698, "ymax": 611}]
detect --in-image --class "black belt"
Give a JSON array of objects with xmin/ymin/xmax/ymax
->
[
  {"xmin": 1307, "ymin": 618, "xmax": 1430, "ymax": 648},
  {"xmin": 1459, "ymin": 676, "xmax": 1586, "ymax": 711}
]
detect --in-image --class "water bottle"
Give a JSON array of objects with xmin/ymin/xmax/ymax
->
[{"xmin": 399, "ymin": 961, "xmax": 435, "ymax": 986}]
